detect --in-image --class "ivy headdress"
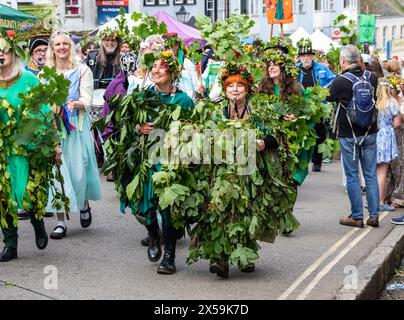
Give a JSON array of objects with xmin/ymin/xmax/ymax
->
[
  {"xmin": 98, "ymin": 27, "xmax": 122, "ymax": 42},
  {"xmin": 0, "ymin": 29, "xmax": 26, "ymax": 62},
  {"xmin": 143, "ymin": 50, "xmax": 181, "ymax": 82},
  {"xmin": 221, "ymin": 62, "xmax": 254, "ymax": 90},
  {"xmin": 297, "ymin": 38, "xmax": 314, "ymax": 56},
  {"xmin": 262, "ymin": 37, "xmax": 298, "ymax": 78}
]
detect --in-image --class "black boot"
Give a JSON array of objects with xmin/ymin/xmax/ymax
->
[
  {"xmin": 148, "ymin": 237, "xmax": 162, "ymax": 262},
  {"xmin": 312, "ymin": 163, "xmax": 322, "ymax": 172},
  {"xmin": 141, "ymin": 234, "xmax": 151, "ymax": 246},
  {"xmin": 157, "ymin": 225, "xmax": 177, "ymax": 274},
  {"xmin": 145, "ymin": 222, "xmax": 162, "ymax": 262},
  {"xmin": 141, "ymin": 234, "xmax": 164, "ymax": 246},
  {"xmin": 240, "ymin": 264, "xmax": 255, "ymax": 273},
  {"xmin": 209, "ymin": 261, "xmax": 229, "ymax": 278},
  {"xmin": 176, "ymin": 227, "xmax": 185, "ymax": 240},
  {"xmin": 30, "ymin": 212, "xmax": 48, "ymax": 250},
  {"xmin": 157, "ymin": 250, "xmax": 176, "ymax": 274},
  {"xmin": 0, "ymin": 247, "xmax": 17, "ymax": 262}
]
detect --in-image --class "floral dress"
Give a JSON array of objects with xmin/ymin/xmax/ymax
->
[{"xmin": 376, "ymin": 99, "xmax": 400, "ymax": 164}]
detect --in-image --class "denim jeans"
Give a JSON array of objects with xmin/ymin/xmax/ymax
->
[{"xmin": 339, "ymin": 134, "xmax": 379, "ymax": 219}]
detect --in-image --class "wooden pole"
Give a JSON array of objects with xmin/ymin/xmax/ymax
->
[
  {"xmin": 270, "ymin": 23, "xmax": 274, "ymax": 39},
  {"xmin": 280, "ymin": 23, "xmax": 284, "ymax": 37}
]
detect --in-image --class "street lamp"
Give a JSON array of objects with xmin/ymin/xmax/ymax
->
[{"xmin": 176, "ymin": 5, "xmax": 190, "ymax": 24}]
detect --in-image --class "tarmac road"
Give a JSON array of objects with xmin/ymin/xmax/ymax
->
[{"xmin": 0, "ymin": 160, "xmax": 403, "ymax": 300}]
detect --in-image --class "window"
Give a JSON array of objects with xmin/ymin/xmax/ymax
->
[
  {"xmin": 293, "ymin": 0, "xmax": 305, "ymax": 13},
  {"xmin": 144, "ymin": 0, "xmax": 169, "ymax": 6},
  {"xmin": 299, "ymin": 0, "xmax": 305, "ymax": 13},
  {"xmin": 263, "ymin": 0, "xmax": 266, "ymax": 15},
  {"xmin": 205, "ymin": 0, "xmax": 230, "ymax": 22},
  {"xmin": 383, "ymin": 26, "xmax": 388, "ymax": 48},
  {"xmin": 344, "ymin": 0, "xmax": 356, "ymax": 9},
  {"xmin": 392, "ymin": 26, "xmax": 396, "ymax": 40},
  {"xmin": 401, "ymin": 25, "xmax": 404, "ymax": 39},
  {"xmin": 329, "ymin": 0, "xmax": 335, "ymax": 11},
  {"xmin": 217, "ymin": 0, "xmax": 226, "ymax": 20},
  {"xmin": 246, "ymin": 0, "xmax": 259, "ymax": 16},
  {"xmin": 65, "ymin": 0, "xmax": 81, "ymax": 16},
  {"xmin": 315, "ymin": 0, "xmax": 322, "ymax": 11},
  {"xmin": 174, "ymin": 0, "xmax": 196, "ymax": 4}
]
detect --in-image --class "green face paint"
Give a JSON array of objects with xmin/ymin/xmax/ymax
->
[{"xmin": 0, "ymin": 38, "xmax": 11, "ymax": 53}]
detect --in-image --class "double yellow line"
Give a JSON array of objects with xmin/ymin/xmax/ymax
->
[{"xmin": 278, "ymin": 211, "xmax": 389, "ymax": 300}]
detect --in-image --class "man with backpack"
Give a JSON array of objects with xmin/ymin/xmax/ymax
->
[{"xmin": 327, "ymin": 45, "xmax": 380, "ymax": 228}]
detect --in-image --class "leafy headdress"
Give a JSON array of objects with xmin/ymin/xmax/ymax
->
[
  {"xmin": 297, "ymin": 38, "xmax": 314, "ymax": 56},
  {"xmin": 162, "ymin": 32, "xmax": 185, "ymax": 65},
  {"xmin": 387, "ymin": 75, "xmax": 401, "ymax": 91},
  {"xmin": 221, "ymin": 62, "xmax": 254, "ymax": 92},
  {"xmin": 79, "ymin": 36, "xmax": 97, "ymax": 52},
  {"xmin": 0, "ymin": 29, "xmax": 26, "ymax": 62},
  {"xmin": 143, "ymin": 50, "xmax": 181, "ymax": 82},
  {"xmin": 262, "ymin": 37, "xmax": 298, "ymax": 78},
  {"xmin": 98, "ymin": 27, "xmax": 122, "ymax": 42}
]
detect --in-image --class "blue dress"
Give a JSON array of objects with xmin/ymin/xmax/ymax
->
[
  {"xmin": 48, "ymin": 66, "xmax": 102, "ymax": 212},
  {"xmin": 377, "ymin": 99, "xmax": 400, "ymax": 164}
]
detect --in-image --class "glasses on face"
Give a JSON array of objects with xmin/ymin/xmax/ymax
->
[{"xmin": 34, "ymin": 49, "xmax": 47, "ymax": 55}]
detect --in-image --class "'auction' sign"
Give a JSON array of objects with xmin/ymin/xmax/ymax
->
[{"xmin": 96, "ymin": 0, "xmax": 128, "ymax": 26}]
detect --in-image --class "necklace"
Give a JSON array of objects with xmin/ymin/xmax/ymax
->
[{"xmin": 0, "ymin": 72, "xmax": 20, "ymax": 89}]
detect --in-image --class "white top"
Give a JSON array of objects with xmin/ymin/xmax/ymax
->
[
  {"xmin": 48, "ymin": 63, "xmax": 94, "ymax": 112},
  {"xmin": 127, "ymin": 74, "xmax": 154, "ymax": 95},
  {"xmin": 77, "ymin": 63, "xmax": 94, "ymax": 112},
  {"xmin": 177, "ymin": 58, "xmax": 199, "ymax": 100}
]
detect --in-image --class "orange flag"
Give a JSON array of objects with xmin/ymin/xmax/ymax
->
[{"xmin": 266, "ymin": 0, "xmax": 293, "ymax": 24}]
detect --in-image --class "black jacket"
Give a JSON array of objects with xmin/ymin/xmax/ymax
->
[
  {"xmin": 85, "ymin": 50, "xmax": 121, "ymax": 90},
  {"xmin": 326, "ymin": 65, "xmax": 378, "ymax": 138}
]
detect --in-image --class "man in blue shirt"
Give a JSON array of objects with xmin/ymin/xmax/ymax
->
[{"xmin": 296, "ymin": 38, "xmax": 336, "ymax": 172}]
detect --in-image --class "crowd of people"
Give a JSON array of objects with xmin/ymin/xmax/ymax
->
[{"xmin": 0, "ymin": 15, "xmax": 403, "ymax": 280}]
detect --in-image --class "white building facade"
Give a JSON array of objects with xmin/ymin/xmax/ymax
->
[
  {"xmin": 375, "ymin": 15, "xmax": 404, "ymax": 55},
  {"xmin": 235, "ymin": 0, "xmax": 359, "ymax": 40},
  {"xmin": 131, "ymin": 0, "xmax": 205, "ymax": 21}
]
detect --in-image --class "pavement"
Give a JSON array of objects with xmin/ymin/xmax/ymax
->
[{"xmin": 0, "ymin": 160, "xmax": 403, "ymax": 300}]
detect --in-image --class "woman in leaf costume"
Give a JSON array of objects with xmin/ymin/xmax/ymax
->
[
  {"xmin": 206, "ymin": 65, "xmax": 282, "ymax": 278},
  {"xmin": 0, "ymin": 30, "xmax": 51, "ymax": 261},
  {"xmin": 257, "ymin": 38, "xmax": 330, "ymax": 234},
  {"xmin": 46, "ymin": 31, "xmax": 101, "ymax": 239},
  {"xmin": 135, "ymin": 51, "xmax": 194, "ymax": 274},
  {"xmin": 258, "ymin": 41, "xmax": 315, "ymax": 192}
]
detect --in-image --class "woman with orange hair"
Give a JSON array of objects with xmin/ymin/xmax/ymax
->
[
  {"xmin": 208, "ymin": 67, "xmax": 279, "ymax": 278},
  {"xmin": 223, "ymin": 72, "xmax": 279, "ymax": 151}
]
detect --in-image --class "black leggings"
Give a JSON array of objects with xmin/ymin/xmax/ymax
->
[{"xmin": 312, "ymin": 122, "xmax": 327, "ymax": 165}]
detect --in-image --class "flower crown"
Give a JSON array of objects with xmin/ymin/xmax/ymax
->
[
  {"xmin": 387, "ymin": 75, "xmax": 401, "ymax": 90},
  {"xmin": 221, "ymin": 62, "xmax": 254, "ymax": 88},
  {"xmin": 262, "ymin": 37, "xmax": 298, "ymax": 78},
  {"xmin": 139, "ymin": 41, "xmax": 164, "ymax": 51},
  {"xmin": 143, "ymin": 50, "xmax": 181, "ymax": 82},
  {"xmin": 0, "ymin": 29, "xmax": 26, "ymax": 61},
  {"xmin": 79, "ymin": 37, "xmax": 96, "ymax": 51},
  {"xmin": 262, "ymin": 48, "xmax": 298, "ymax": 78},
  {"xmin": 98, "ymin": 27, "xmax": 122, "ymax": 41}
]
